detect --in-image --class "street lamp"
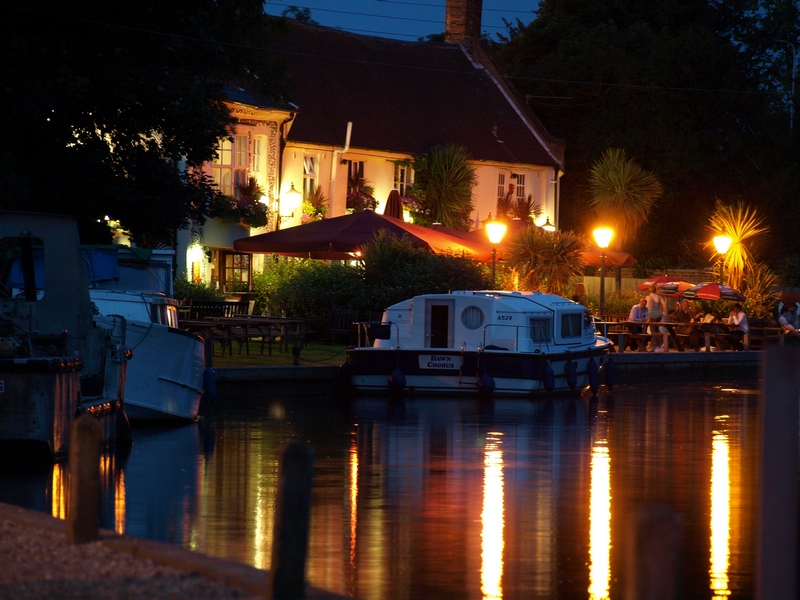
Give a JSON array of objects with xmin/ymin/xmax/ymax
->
[
  {"xmin": 776, "ymin": 39, "xmax": 797, "ymax": 132},
  {"xmin": 593, "ymin": 227, "xmax": 613, "ymax": 318},
  {"xmin": 713, "ymin": 234, "xmax": 732, "ymax": 284},
  {"xmin": 485, "ymin": 220, "xmax": 507, "ymax": 289}
]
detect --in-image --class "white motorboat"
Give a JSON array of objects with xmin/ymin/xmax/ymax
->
[
  {"xmin": 345, "ymin": 290, "xmax": 614, "ymax": 396},
  {"xmin": 0, "ymin": 212, "xmax": 131, "ymax": 460},
  {"xmin": 89, "ymin": 289, "xmax": 207, "ymax": 422}
]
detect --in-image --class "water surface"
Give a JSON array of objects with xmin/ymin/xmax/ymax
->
[{"xmin": 1, "ymin": 383, "xmax": 759, "ymax": 599}]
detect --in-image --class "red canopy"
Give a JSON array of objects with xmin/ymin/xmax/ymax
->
[{"xmin": 233, "ymin": 210, "xmax": 493, "ymax": 261}]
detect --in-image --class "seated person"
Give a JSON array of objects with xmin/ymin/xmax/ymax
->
[
  {"xmin": 628, "ymin": 298, "xmax": 648, "ymax": 322},
  {"xmin": 779, "ymin": 306, "xmax": 800, "ymax": 340},
  {"xmin": 674, "ymin": 299, "xmax": 701, "ymax": 350},
  {"xmin": 626, "ymin": 298, "xmax": 648, "ymax": 350},
  {"xmin": 789, "ymin": 303, "xmax": 800, "ymax": 329},
  {"xmin": 728, "ymin": 303, "xmax": 749, "ymax": 350}
]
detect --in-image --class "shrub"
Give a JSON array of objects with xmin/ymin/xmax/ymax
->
[{"xmin": 173, "ymin": 277, "xmax": 224, "ymax": 302}]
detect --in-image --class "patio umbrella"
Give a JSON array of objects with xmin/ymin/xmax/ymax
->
[
  {"xmin": 233, "ymin": 209, "xmax": 494, "ymax": 261},
  {"xmin": 382, "ymin": 190, "xmax": 403, "ymax": 220},
  {"xmin": 582, "ymin": 247, "xmax": 635, "ymax": 268},
  {"xmin": 636, "ymin": 276, "xmax": 694, "ymax": 297},
  {"xmin": 681, "ymin": 282, "xmax": 746, "ymax": 302}
]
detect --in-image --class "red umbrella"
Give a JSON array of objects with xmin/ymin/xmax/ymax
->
[
  {"xmin": 681, "ymin": 282, "xmax": 745, "ymax": 302},
  {"xmin": 637, "ymin": 276, "xmax": 694, "ymax": 297},
  {"xmin": 582, "ymin": 247, "xmax": 635, "ymax": 267},
  {"xmin": 233, "ymin": 210, "xmax": 493, "ymax": 261}
]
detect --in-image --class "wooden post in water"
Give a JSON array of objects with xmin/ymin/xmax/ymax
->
[
  {"xmin": 267, "ymin": 441, "xmax": 315, "ymax": 600},
  {"xmin": 65, "ymin": 415, "xmax": 102, "ymax": 544},
  {"xmin": 625, "ymin": 504, "xmax": 683, "ymax": 599},
  {"xmin": 757, "ymin": 346, "xmax": 800, "ymax": 599}
]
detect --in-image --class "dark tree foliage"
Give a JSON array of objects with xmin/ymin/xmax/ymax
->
[
  {"xmin": 491, "ymin": 0, "xmax": 799, "ymax": 268},
  {"xmin": 0, "ymin": 1, "xmax": 286, "ymax": 245}
]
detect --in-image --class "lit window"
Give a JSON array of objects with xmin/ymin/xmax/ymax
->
[
  {"xmin": 497, "ymin": 172, "xmax": 506, "ymax": 200},
  {"xmin": 394, "ymin": 163, "xmax": 414, "ymax": 196},
  {"xmin": 515, "ymin": 174, "xmax": 526, "ymax": 199}
]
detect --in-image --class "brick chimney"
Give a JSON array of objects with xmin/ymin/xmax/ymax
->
[{"xmin": 444, "ymin": 0, "xmax": 483, "ymax": 43}]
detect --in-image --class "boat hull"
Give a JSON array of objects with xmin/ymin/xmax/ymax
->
[
  {"xmin": 0, "ymin": 356, "xmax": 130, "ymax": 459},
  {"xmin": 0, "ymin": 358, "xmax": 82, "ymax": 457},
  {"xmin": 122, "ymin": 324, "xmax": 205, "ymax": 422},
  {"xmin": 346, "ymin": 346, "xmax": 611, "ymax": 395}
]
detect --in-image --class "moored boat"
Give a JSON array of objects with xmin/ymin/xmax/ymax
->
[
  {"xmin": 345, "ymin": 290, "xmax": 613, "ymax": 396},
  {"xmin": 0, "ymin": 212, "xmax": 131, "ymax": 460},
  {"xmin": 89, "ymin": 290, "xmax": 206, "ymax": 422}
]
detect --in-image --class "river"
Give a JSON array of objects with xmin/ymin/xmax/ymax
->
[{"xmin": 1, "ymin": 382, "xmax": 760, "ymax": 599}]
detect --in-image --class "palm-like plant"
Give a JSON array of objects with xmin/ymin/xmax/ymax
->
[
  {"xmin": 741, "ymin": 262, "xmax": 779, "ymax": 322},
  {"xmin": 588, "ymin": 148, "xmax": 663, "ymax": 248},
  {"xmin": 411, "ymin": 144, "xmax": 476, "ymax": 230},
  {"xmin": 505, "ymin": 226, "xmax": 587, "ymax": 295},
  {"xmin": 707, "ymin": 200, "xmax": 768, "ymax": 290}
]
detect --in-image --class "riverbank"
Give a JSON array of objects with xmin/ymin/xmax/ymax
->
[
  {"xmin": 210, "ymin": 348, "xmax": 762, "ymax": 397},
  {"xmin": 0, "ymin": 501, "xmax": 344, "ymax": 600}
]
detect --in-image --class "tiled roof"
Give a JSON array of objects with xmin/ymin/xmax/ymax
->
[{"xmin": 271, "ymin": 22, "xmax": 562, "ymax": 167}]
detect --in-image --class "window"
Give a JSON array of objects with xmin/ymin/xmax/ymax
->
[
  {"xmin": 460, "ymin": 306, "xmax": 484, "ymax": 330},
  {"xmin": 211, "ymin": 136, "xmax": 248, "ymax": 198},
  {"xmin": 529, "ymin": 318, "xmax": 552, "ymax": 342},
  {"xmin": 221, "ymin": 252, "xmax": 251, "ymax": 294},
  {"xmin": 515, "ymin": 174, "xmax": 525, "ymax": 199},
  {"xmin": 561, "ymin": 313, "xmax": 583, "ymax": 338},
  {"xmin": 252, "ymin": 137, "xmax": 263, "ymax": 174},
  {"xmin": 303, "ymin": 155, "xmax": 317, "ymax": 199},
  {"xmin": 394, "ymin": 163, "xmax": 414, "ymax": 196},
  {"xmin": 497, "ymin": 172, "xmax": 506, "ymax": 200},
  {"xmin": 347, "ymin": 161, "xmax": 365, "ymax": 196}
]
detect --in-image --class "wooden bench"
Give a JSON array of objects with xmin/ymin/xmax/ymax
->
[
  {"xmin": 327, "ymin": 309, "xmax": 359, "ymax": 344},
  {"xmin": 185, "ymin": 299, "xmax": 253, "ymax": 321}
]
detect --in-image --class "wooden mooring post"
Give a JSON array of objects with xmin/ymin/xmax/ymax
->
[
  {"xmin": 267, "ymin": 441, "xmax": 315, "ymax": 600},
  {"xmin": 65, "ymin": 414, "xmax": 102, "ymax": 544},
  {"xmin": 757, "ymin": 346, "xmax": 800, "ymax": 599}
]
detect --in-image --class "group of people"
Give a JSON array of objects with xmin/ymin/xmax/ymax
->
[
  {"xmin": 778, "ymin": 302, "xmax": 800, "ymax": 339},
  {"xmin": 627, "ymin": 285, "xmax": 751, "ymax": 351}
]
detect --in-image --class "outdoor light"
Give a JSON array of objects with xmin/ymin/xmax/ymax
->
[
  {"xmin": 713, "ymin": 234, "xmax": 732, "ymax": 283},
  {"xmin": 593, "ymin": 227, "xmax": 614, "ymax": 319},
  {"xmin": 542, "ymin": 217, "xmax": 556, "ymax": 232},
  {"xmin": 485, "ymin": 220, "xmax": 507, "ymax": 289},
  {"xmin": 278, "ymin": 182, "xmax": 302, "ymax": 224}
]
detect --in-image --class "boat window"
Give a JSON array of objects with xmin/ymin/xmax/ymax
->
[
  {"xmin": 529, "ymin": 318, "xmax": 552, "ymax": 342},
  {"xmin": 561, "ymin": 313, "xmax": 583, "ymax": 338},
  {"xmin": 0, "ymin": 236, "xmax": 45, "ymax": 301},
  {"xmin": 460, "ymin": 306, "xmax": 484, "ymax": 330}
]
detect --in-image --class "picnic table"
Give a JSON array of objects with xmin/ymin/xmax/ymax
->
[
  {"xmin": 610, "ymin": 320, "xmax": 742, "ymax": 352},
  {"xmin": 180, "ymin": 316, "xmax": 308, "ymax": 364}
]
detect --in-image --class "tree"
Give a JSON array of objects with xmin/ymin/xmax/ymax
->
[
  {"xmin": 408, "ymin": 144, "xmax": 477, "ymax": 230},
  {"xmin": 588, "ymin": 148, "xmax": 663, "ymax": 248},
  {"xmin": 0, "ymin": 0, "xmax": 285, "ymax": 245},
  {"xmin": 707, "ymin": 200, "xmax": 769, "ymax": 290},
  {"xmin": 491, "ymin": 0, "xmax": 797, "ymax": 266},
  {"xmin": 504, "ymin": 226, "xmax": 586, "ymax": 295}
]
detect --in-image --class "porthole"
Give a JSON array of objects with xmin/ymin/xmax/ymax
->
[{"xmin": 461, "ymin": 306, "xmax": 484, "ymax": 330}]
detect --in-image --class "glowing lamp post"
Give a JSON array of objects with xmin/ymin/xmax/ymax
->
[
  {"xmin": 485, "ymin": 221, "xmax": 507, "ymax": 289},
  {"xmin": 593, "ymin": 227, "xmax": 613, "ymax": 318},
  {"xmin": 713, "ymin": 235, "xmax": 732, "ymax": 284}
]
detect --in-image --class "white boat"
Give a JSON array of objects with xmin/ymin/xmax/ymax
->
[
  {"xmin": 345, "ymin": 290, "xmax": 614, "ymax": 396},
  {"xmin": 89, "ymin": 290, "xmax": 207, "ymax": 422},
  {"xmin": 0, "ymin": 212, "xmax": 131, "ymax": 460}
]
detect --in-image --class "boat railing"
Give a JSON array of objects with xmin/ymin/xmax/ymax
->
[
  {"xmin": 482, "ymin": 322, "xmax": 551, "ymax": 353},
  {"xmin": 354, "ymin": 320, "xmax": 400, "ymax": 348}
]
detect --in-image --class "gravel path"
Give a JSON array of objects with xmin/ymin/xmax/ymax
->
[{"xmin": 0, "ymin": 503, "xmax": 345, "ymax": 600}]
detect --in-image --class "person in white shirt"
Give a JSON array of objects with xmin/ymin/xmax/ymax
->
[
  {"xmin": 728, "ymin": 303, "xmax": 749, "ymax": 350},
  {"xmin": 628, "ymin": 298, "xmax": 648, "ymax": 322},
  {"xmin": 779, "ymin": 306, "xmax": 800, "ymax": 340}
]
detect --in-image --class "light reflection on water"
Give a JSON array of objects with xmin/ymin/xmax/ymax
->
[{"xmin": 0, "ymin": 383, "xmax": 758, "ymax": 599}]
